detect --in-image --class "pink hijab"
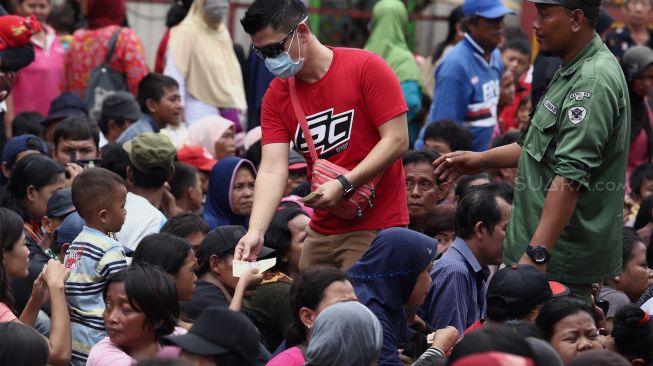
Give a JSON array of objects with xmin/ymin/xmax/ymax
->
[{"xmin": 187, "ymin": 115, "xmax": 235, "ymax": 159}]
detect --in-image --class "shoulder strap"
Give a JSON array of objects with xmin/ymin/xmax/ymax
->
[
  {"xmin": 104, "ymin": 28, "xmax": 122, "ymax": 65},
  {"xmin": 288, "ymin": 77, "xmax": 319, "ymax": 162}
]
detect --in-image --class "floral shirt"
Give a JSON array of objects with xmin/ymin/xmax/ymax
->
[{"xmin": 63, "ymin": 25, "xmax": 148, "ymax": 98}]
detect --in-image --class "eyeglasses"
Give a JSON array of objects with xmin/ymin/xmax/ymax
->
[{"xmin": 252, "ymin": 15, "xmax": 307, "ymax": 59}]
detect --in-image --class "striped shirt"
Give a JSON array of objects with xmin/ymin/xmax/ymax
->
[
  {"xmin": 420, "ymin": 237, "xmax": 489, "ymax": 334},
  {"xmin": 64, "ymin": 226, "xmax": 128, "ymax": 365}
]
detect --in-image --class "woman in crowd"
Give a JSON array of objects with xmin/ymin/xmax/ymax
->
[
  {"xmin": 0, "ymin": 322, "xmax": 49, "ymax": 366},
  {"xmin": 347, "ymin": 228, "xmax": 437, "ymax": 365},
  {"xmin": 132, "ymin": 233, "xmax": 197, "ymax": 302},
  {"xmin": 266, "ymin": 266, "xmax": 358, "ymax": 366},
  {"xmin": 365, "ymin": 0, "xmax": 422, "ymax": 147},
  {"xmin": 10, "ymin": 0, "xmax": 64, "ymax": 118},
  {"xmin": 263, "ymin": 205, "xmax": 309, "ymax": 277},
  {"xmin": 0, "ymin": 207, "xmax": 72, "ymax": 365},
  {"xmin": 622, "ymin": 47, "xmax": 653, "ymax": 180},
  {"xmin": 187, "ymin": 115, "xmax": 236, "ymax": 160},
  {"xmin": 165, "ymin": 0, "xmax": 246, "ymax": 126},
  {"xmin": 609, "ymin": 305, "xmax": 653, "ymax": 366},
  {"xmin": 304, "ymin": 301, "xmax": 383, "ymax": 366},
  {"xmin": 422, "ymin": 204, "xmax": 456, "ymax": 254},
  {"xmin": 535, "ymin": 298, "xmax": 605, "ymax": 365},
  {"xmin": 154, "ymin": 0, "xmax": 193, "ymax": 73},
  {"xmin": 599, "ymin": 228, "xmax": 652, "ymax": 331},
  {"xmin": 203, "ymin": 157, "xmax": 256, "ymax": 229},
  {"xmin": 63, "ymin": 0, "xmax": 148, "ymax": 98},
  {"xmin": 86, "ymin": 263, "xmax": 184, "ymax": 365}
]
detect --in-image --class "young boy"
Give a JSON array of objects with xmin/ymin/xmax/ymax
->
[
  {"xmin": 65, "ymin": 168, "xmax": 128, "ymax": 365},
  {"xmin": 422, "ymin": 119, "xmax": 473, "ymax": 155},
  {"xmin": 499, "ymin": 37, "xmax": 532, "ymax": 131},
  {"xmin": 116, "ymin": 73, "xmax": 182, "ymax": 145}
]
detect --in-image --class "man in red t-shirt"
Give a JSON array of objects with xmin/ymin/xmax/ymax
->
[{"xmin": 236, "ymin": 0, "xmax": 409, "ymax": 270}]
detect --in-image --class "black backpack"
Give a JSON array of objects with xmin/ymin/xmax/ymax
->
[{"xmin": 85, "ymin": 28, "xmax": 127, "ymax": 118}]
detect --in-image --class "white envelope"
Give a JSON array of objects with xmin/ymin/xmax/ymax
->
[{"xmin": 232, "ymin": 258, "xmax": 277, "ymax": 277}]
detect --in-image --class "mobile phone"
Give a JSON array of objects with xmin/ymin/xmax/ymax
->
[
  {"xmin": 76, "ymin": 159, "xmax": 102, "ymax": 168},
  {"xmin": 597, "ymin": 299, "xmax": 610, "ymax": 316}
]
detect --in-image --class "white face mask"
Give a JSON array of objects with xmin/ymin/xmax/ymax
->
[{"xmin": 204, "ymin": 0, "xmax": 229, "ymax": 24}]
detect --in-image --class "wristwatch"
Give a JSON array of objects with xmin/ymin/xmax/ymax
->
[
  {"xmin": 525, "ymin": 245, "xmax": 551, "ymax": 265},
  {"xmin": 336, "ymin": 175, "xmax": 355, "ymax": 198}
]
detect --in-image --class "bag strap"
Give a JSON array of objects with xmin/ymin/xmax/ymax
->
[
  {"xmin": 288, "ymin": 77, "xmax": 319, "ymax": 163},
  {"xmin": 103, "ymin": 28, "xmax": 122, "ymax": 65}
]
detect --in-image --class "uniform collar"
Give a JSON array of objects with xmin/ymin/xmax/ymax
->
[
  {"xmin": 452, "ymin": 237, "xmax": 484, "ymax": 275},
  {"xmin": 560, "ymin": 34, "xmax": 602, "ymax": 78},
  {"xmin": 463, "ymin": 33, "xmax": 501, "ymax": 68},
  {"xmin": 463, "ymin": 33, "xmax": 485, "ymax": 56}
]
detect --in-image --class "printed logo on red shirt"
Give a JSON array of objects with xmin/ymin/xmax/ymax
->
[{"xmin": 294, "ymin": 108, "xmax": 354, "ymax": 159}]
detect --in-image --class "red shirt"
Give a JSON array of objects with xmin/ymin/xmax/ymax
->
[{"xmin": 261, "ymin": 48, "xmax": 409, "ymax": 235}]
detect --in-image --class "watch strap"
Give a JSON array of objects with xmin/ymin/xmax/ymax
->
[{"xmin": 336, "ymin": 175, "xmax": 354, "ymax": 197}]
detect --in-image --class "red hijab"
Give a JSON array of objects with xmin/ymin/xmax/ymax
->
[{"xmin": 87, "ymin": 0, "xmax": 126, "ymax": 29}]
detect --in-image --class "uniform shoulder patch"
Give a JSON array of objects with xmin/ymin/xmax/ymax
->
[
  {"xmin": 569, "ymin": 91, "xmax": 592, "ymax": 101},
  {"xmin": 568, "ymin": 107, "xmax": 587, "ymax": 125},
  {"xmin": 544, "ymin": 100, "xmax": 558, "ymax": 115}
]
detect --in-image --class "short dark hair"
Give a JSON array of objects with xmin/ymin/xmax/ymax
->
[
  {"xmin": 501, "ymin": 34, "xmax": 531, "ymax": 55},
  {"xmin": 612, "ymin": 305, "xmax": 653, "ymax": 364},
  {"xmin": 630, "ymin": 164, "xmax": 653, "ymax": 198},
  {"xmin": 423, "ymin": 204, "xmax": 456, "ymax": 238},
  {"xmin": 0, "ymin": 322, "xmax": 49, "ymax": 366},
  {"xmin": 53, "ymin": 116, "xmax": 100, "ymax": 149},
  {"xmin": 536, "ymin": 298, "xmax": 593, "ymax": 341},
  {"xmin": 161, "ymin": 213, "xmax": 210, "ymax": 239},
  {"xmin": 170, "ymin": 162, "xmax": 199, "ymax": 200},
  {"xmin": 11, "ymin": 112, "xmax": 44, "ymax": 138},
  {"xmin": 72, "ymin": 167, "xmax": 126, "ymax": 221},
  {"xmin": 98, "ymin": 115, "xmax": 131, "ymax": 137},
  {"xmin": 241, "ymin": 0, "xmax": 307, "ymax": 35},
  {"xmin": 402, "ymin": 150, "xmax": 440, "ymax": 167},
  {"xmin": 130, "ymin": 162, "xmax": 169, "ymax": 189},
  {"xmin": 423, "ymin": 120, "xmax": 473, "ymax": 152},
  {"xmin": 104, "ymin": 263, "xmax": 179, "ymax": 339},
  {"xmin": 286, "ymin": 267, "xmax": 351, "ymax": 347},
  {"xmin": 264, "ymin": 206, "xmax": 309, "ymax": 274},
  {"xmin": 634, "ymin": 194, "xmax": 653, "ymax": 231},
  {"xmin": 455, "ymin": 183, "xmax": 507, "ymax": 240},
  {"xmin": 245, "ymin": 140, "xmax": 262, "ymax": 170},
  {"xmin": 454, "ymin": 173, "xmax": 491, "ymax": 200},
  {"xmin": 100, "ymin": 144, "xmax": 129, "ymax": 179},
  {"xmin": 138, "ymin": 73, "xmax": 179, "ymax": 114},
  {"xmin": 623, "ymin": 227, "xmax": 643, "ymax": 270},
  {"xmin": 133, "ymin": 233, "xmax": 192, "ymax": 276},
  {"xmin": 448, "ymin": 325, "xmax": 536, "ymax": 363}
]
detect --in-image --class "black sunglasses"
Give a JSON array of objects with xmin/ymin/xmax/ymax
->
[{"xmin": 252, "ymin": 15, "xmax": 306, "ymax": 59}]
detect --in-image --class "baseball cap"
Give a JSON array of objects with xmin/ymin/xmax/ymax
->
[
  {"xmin": 197, "ymin": 225, "xmax": 275, "ymax": 262},
  {"xmin": 52, "ymin": 211, "xmax": 85, "ymax": 249},
  {"xmin": 101, "ymin": 92, "xmax": 141, "ymax": 122},
  {"xmin": 161, "ymin": 307, "xmax": 260, "ymax": 365},
  {"xmin": 122, "ymin": 132, "xmax": 176, "ymax": 173},
  {"xmin": 289, "ymin": 149, "xmax": 307, "ymax": 171},
  {"xmin": 2, "ymin": 134, "xmax": 47, "ymax": 163},
  {"xmin": 487, "ymin": 264, "xmax": 553, "ymax": 319},
  {"xmin": 526, "ymin": 0, "xmax": 601, "ymax": 20},
  {"xmin": 463, "ymin": 0, "xmax": 514, "ymax": 18},
  {"xmin": 623, "ymin": 46, "xmax": 653, "ymax": 82},
  {"xmin": 46, "ymin": 188, "xmax": 75, "ymax": 218},
  {"xmin": 43, "ymin": 92, "xmax": 88, "ymax": 125},
  {"xmin": 177, "ymin": 145, "xmax": 218, "ymax": 172}
]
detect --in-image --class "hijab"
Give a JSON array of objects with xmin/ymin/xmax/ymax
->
[
  {"xmin": 87, "ymin": 0, "xmax": 126, "ymax": 30},
  {"xmin": 364, "ymin": 0, "xmax": 421, "ymax": 84},
  {"xmin": 203, "ymin": 157, "xmax": 256, "ymax": 229},
  {"xmin": 347, "ymin": 228, "xmax": 436, "ymax": 364},
  {"xmin": 305, "ymin": 302, "xmax": 383, "ymax": 366},
  {"xmin": 188, "ymin": 115, "xmax": 235, "ymax": 159},
  {"xmin": 622, "ymin": 46, "xmax": 653, "ymax": 158},
  {"xmin": 168, "ymin": 0, "xmax": 247, "ymax": 110},
  {"xmin": 450, "ymin": 352, "xmax": 535, "ymax": 366}
]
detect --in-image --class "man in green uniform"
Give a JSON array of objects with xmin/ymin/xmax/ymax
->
[{"xmin": 433, "ymin": 0, "xmax": 630, "ymax": 302}]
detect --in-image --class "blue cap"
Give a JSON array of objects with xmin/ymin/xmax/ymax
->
[
  {"xmin": 2, "ymin": 134, "xmax": 48, "ymax": 163},
  {"xmin": 52, "ymin": 212, "xmax": 85, "ymax": 248},
  {"xmin": 43, "ymin": 92, "xmax": 88, "ymax": 125},
  {"xmin": 463, "ymin": 0, "xmax": 514, "ymax": 18}
]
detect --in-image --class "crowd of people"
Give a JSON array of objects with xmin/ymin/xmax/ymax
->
[{"xmin": 0, "ymin": 0, "xmax": 652, "ymax": 365}]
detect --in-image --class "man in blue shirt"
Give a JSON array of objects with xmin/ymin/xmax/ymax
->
[
  {"xmin": 416, "ymin": 0, "xmax": 513, "ymax": 152},
  {"xmin": 421, "ymin": 183, "xmax": 511, "ymax": 334}
]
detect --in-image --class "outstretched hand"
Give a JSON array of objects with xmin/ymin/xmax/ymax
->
[
  {"xmin": 235, "ymin": 231, "xmax": 263, "ymax": 261},
  {"xmin": 432, "ymin": 151, "xmax": 485, "ymax": 185}
]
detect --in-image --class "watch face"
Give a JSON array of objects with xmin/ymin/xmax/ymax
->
[{"xmin": 533, "ymin": 248, "xmax": 547, "ymax": 262}]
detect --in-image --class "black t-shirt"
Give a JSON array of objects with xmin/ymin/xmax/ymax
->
[{"xmin": 184, "ymin": 280, "xmax": 229, "ymax": 321}]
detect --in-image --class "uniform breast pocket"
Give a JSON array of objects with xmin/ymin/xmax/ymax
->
[{"xmin": 523, "ymin": 113, "xmax": 557, "ymax": 162}]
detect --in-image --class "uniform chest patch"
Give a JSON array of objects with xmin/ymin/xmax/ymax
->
[
  {"xmin": 544, "ymin": 100, "xmax": 558, "ymax": 115},
  {"xmin": 568, "ymin": 107, "xmax": 587, "ymax": 125},
  {"xmin": 569, "ymin": 91, "xmax": 592, "ymax": 101}
]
